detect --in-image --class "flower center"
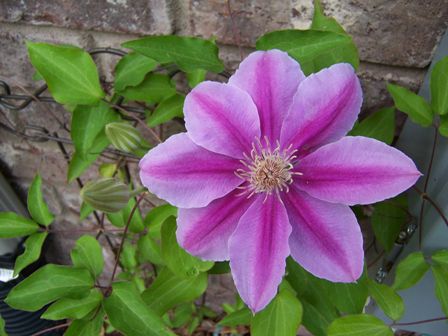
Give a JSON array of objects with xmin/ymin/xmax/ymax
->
[{"xmin": 235, "ymin": 137, "xmax": 300, "ymax": 198}]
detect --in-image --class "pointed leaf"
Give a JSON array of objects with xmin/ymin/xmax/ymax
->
[
  {"xmin": 328, "ymin": 314, "xmax": 393, "ymax": 336},
  {"xmin": 430, "ymin": 56, "xmax": 448, "ymax": 115},
  {"xmin": 387, "ymin": 83, "xmax": 433, "ymax": 127},
  {"xmin": 311, "ymin": 0, "xmax": 345, "ymax": 33},
  {"xmin": 142, "ymin": 267, "xmax": 208, "ymax": 315},
  {"xmin": 104, "ymin": 282, "xmax": 175, "ymax": 336},
  {"xmin": 71, "ymin": 235, "xmax": 104, "ymax": 278},
  {"xmin": 349, "ymin": 107, "xmax": 395, "ymax": 144},
  {"xmin": 14, "ymin": 232, "xmax": 47, "ymax": 276},
  {"xmin": 122, "ymin": 36, "xmax": 224, "ymax": 73},
  {"xmin": 26, "ymin": 42, "xmax": 104, "ymax": 105},
  {"xmin": 186, "ymin": 69, "xmax": 207, "ymax": 88},
  {"xmin": 5, "ymin": 264, "xmax": 93, "ymax": 311},
  {"xmin": 432, "ymin": 264, "xmax": 448, "ymax": 317},
  {"xmin": 0, "ymin": 212, "xmax": 40, "ymax": 238},
  {"xmin": 27, "ymin": 174, "xmax": 54, "ymax": 226},
  {"xmin": 251, "ymin": 288, "xmax": 303, "ymax": 336},
  {"xmin": 367, "ymin": 279, "xmax": 404, "ymax": 321},
  {"xmin": 322, "ymin": 277, "xmax": 368, "ymax": 314},
  {"xmin": 121, "ymin": 73, "xmax": 176, "ymax": 104},
  {"xmin": 147, "ymin": 94, "xmax": 185, "ymax": 127},
  {"xmin": 393, "ymin": 251, "xmax": 429, "ymax": 291},
  {"xmin": 256, "ymin": 29, "xmax": 359, "ymax": 75},
  {"xmin": 440, "ymin": 114, "xmax": 448, "ymax": 137},
  {"xmin": 115, "ymin": 52, "xmax": 157, "ymax": 92},
  {"xmin": 432, "ymin": 249, "xmax": 448, "ymax": 267},
  {"xmin": 161, "ymin": 217, "xmax": 213, "ymax": 277},
  {"xmin": 71, "ymin": 102, "xmax": 119, "ymax": 157},
  {"xmin": 219, "ymin": 308, "xmax": 252, "ymax": 327},
  {"xmin": 144, "ymin": 204, "xmax": 177, "ymax": 239},
  {"xmin": 64, "ymin": 309, "xmax": 105, "ymax": 336},
  {"xmin": 42, "ymin": 288, "xmax": 102, "ymax": 320},
  {"xmin": 137, "ymin": 233, "xmax": 164, "ymax": 265}
]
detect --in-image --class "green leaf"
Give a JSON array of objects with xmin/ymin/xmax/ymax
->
[
  {"xmin": 5, "ymin": 264, "xmax": 93, "ymax": 311},
  {"xmin": 186, "ymin": 69, "xmax": 207, "ymax": 88},
  {"xmin": 432, "ymin": 264, "xmax": 448, "ymax": 316},
  {"xmin": 219, "ymin": 307, "xmax": 252, "ymax": 327},
  {"xmin": 71, "ymin": 102, "xmax": 119, "ymax": 157},
  {"xmin": 251, "ymin": 288, "xmax": 302, "ymax": 336},
  {"xmin": 367, "ymin": 279, "xmax": 404, "ymax": 321},
  {"xmin": 122, "ymin": 36, "xmax": 224, "ymax": 73},
  {"xmin": 161, "ymin": 217, "xmax": 213, "ymax": 277},
  {"xmin": 64, "ymin": 309, "xmax": 105, "ymax": 336},
  {"xmin": 147, "ymin": 94, "xmax": 185, "ymax": 127},
  {"xmin": 171, "ymin": 303, "xmax": 194, "ymax": 328},
  {"xmin": 349, "ymin": 107, "xmax": 395, "ymax": 144},
  {"xmin": 123, "ymin": 196, "xmax": 145, "ymax": 233},
  {"xmin": 0, "ymin": 212, "xmax": 40, "ymax": 238},
  {"xmin": 371, "ymin": 195, "xmax": 408, "ymax": 251},
  {"xmin": 256, "ymin": 29, "xmax": 359, "ymax": 75},
  {"xmin": 26, "ymin": 42, "xmax": 104, "ymax": 105},
  {"xmin": 144, "ymin": 204, "xmax": 177, "ymax": 239},
  {"xmin": 323, "ymin": 276, "xmax": 368, "ymax": 314},
  {"xmin": 42, "ymin": 288, "xmax": 102, "ymax": 320},
  {"xmin": 0, "ymin": 316, "xmax": 5, "ymax": 336},
  {"xmin": 393, "ymin": 251, "xmax": 429, "ymax": 291},
  {"xmin": 70, "ymin": 235, "xmax": 104, "ymax": 278},
  {"xmin": 327, "ymin": 314, "xmax": 393, "ymax": 336},
  {"xmin": 311, "ymin": 0, "xmax": 345, "ymax": 33},
  {"xmin": 208, "ymin": 261, "xmax": 230, "ymax": 274},
  {"xmin": 142, "ymin": 267, "xmax": 208, "ymax": 315},
  {"xmin": 68, "ymin": 131, "xmax": 110, "ymax": 182},
  {"xmin": 301, "ymin": 300, "xmax": 335, "ymax": 336},
  {"xmin": 432, "ymin": 249, "xmax": 448, "ymax": 267},
  {"xmin": 387, "ymin": 83, "xmax": 433, "ymax": 127},
  {"xmin": 440, "ymin": 114, "xmax": 448, "ymax": 137},
  {"xmin": 137, "ymin": 233, "xmax": 164, "ymax": 265},
  {"xmin": 115, "ymin": 52, "xmax": 158, "ymax": 92},
  {"xmin": 27, "ymin": 174, "xmax": 54, "ymax": 226},
  {"xmin": 121, "ymin": 73, "xmax": 176, "ymax": 104},
  {"xmin": 430, "ymin": 56, "xmax": 448, "ymax": 115},
  {"xmin": 80, "ymin": 202, "xmax": 94, "ymax": 220},
  {"xmin": 105, "ymin": 122, "xmax": 143, "ymax": 153},
  {"xmin": 121, "ymin": 241, "xmax": 137, "ymax": 271},
  {"xmin": 14, "ymin": 232, "xmax": 47, "ymax": 276},
  {"xmin": 104, "ymin": 281, "xmax": 175, "ymax": 336}
]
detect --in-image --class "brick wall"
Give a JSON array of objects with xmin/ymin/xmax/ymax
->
[{"xmin": 0, "ymin": 0, "xmax": 447, "ymax": 271}]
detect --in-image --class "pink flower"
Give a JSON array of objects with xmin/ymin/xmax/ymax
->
[{"xmin": 139, "ymin": 50, "xmax": 420, "ymax": 312}]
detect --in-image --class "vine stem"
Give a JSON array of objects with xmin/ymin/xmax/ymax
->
[
  {"xmin": 108, "ymin": 193, "xmax": 146, "ymax": 289},
  {"xmin": 30, "ymin": 322, "xmax": 70, "ymax": 336},
  {"xmin": 390, "ymin": 316, "xmax": 448, "ymax": 327},
  {"xmin": 417, "ymin": 125, "xmax": 439, "ymax": 248},
  {"xmin": 413, "ymin": 186, "xmax": 448, "ymax": 227}
]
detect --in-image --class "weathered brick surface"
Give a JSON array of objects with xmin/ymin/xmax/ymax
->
[
  {"xmin": 0, "ymin": 0, "xmax": 172, "ymax": 35},
  {"xmin": 292, "ymin": 0, "xmax": 448, "ymax": 68}
]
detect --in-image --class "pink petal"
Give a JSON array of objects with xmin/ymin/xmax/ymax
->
[
  {"xmin": 177, "ymin": 189, "xmax": 253, "ymax": 261},
  {"xmin": 283, "ymin": 186, "xmax": 363, "ymax": 282},
  {"xmin": 280, "ymin": 63, "xmax": 362, "ymax": 152},
  {"xmin": 139, "ymin": 133, "xmax": 242, "ymax": 208},
  {"xmin": 229, "ymin": 50, "xmax": 305, "ymax": 142},
  {"xmin": 184, "ymin": 81, "xmax": 260, "ymax": 159},
  {"xmin": 229, "ymin": 195, "xmax": 291, "ymax": 313},
  {"xmin": 295, "ymin": 136, "xmax": 421, "ymax": 205}
]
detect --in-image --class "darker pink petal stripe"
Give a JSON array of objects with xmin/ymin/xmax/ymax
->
[
  {"xmin": 295, "ymin": 136, "xmax": 421, "ymax": 205},
  {"xmin": 281, "ymin": 63, "xmax": 362, "ymax": 153},
  {"xmin": 283, "ymin": 186, "xmax": 363, "ymax": 282},
  {"xmin": 229, "ymin": 50, "xmax": 305, "ymax": 142},
  {"xmin": 177, "ymin": 189, "xmax": 253, "ymax": 261},
  {"xmin": 229, "ymin": 195, "xmax": 291, "ymax": 313},
  {"xmin": 139, "ymin": 133, "xmax": 242, "ymax": 208}
]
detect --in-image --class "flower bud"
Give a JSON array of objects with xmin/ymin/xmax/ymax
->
[
  {"xmin": 80, "ymin": 178, "xmax": 130, "ymax": 213},
  {"xmin": 105, "ymin": 122, "xmax": 142, "ymax": 153}
]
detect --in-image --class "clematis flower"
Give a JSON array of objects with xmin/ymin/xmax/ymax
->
[{"xmin": 139, "ymin": 50, "xmax": 420, "ymax": 313}]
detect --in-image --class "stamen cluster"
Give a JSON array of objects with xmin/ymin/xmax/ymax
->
[{"xmin": 235, "ymin": 137, "xmax": 300, "ymax": 198}]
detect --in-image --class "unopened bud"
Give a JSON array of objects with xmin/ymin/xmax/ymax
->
[
  {"xmin": 80, "ymin": 178, "xmax": 130, "ymax": 213},
  {"xmin": 105, "ymin": 122, "xmax": 142, "ymax": 153}
]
